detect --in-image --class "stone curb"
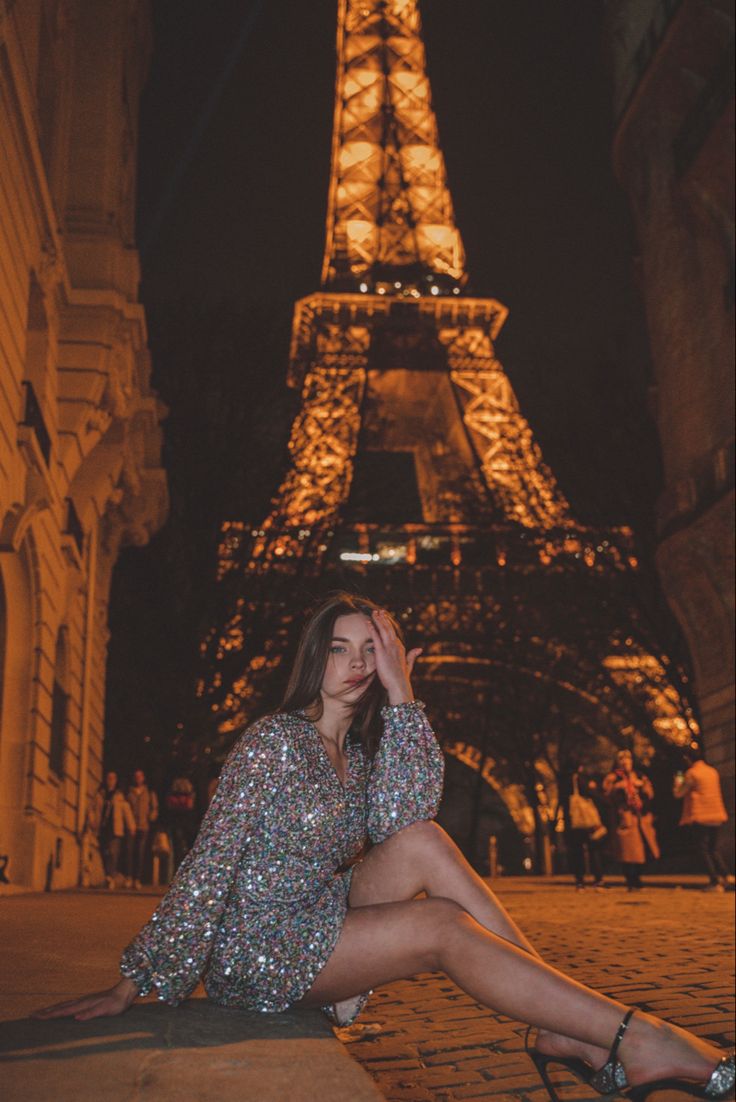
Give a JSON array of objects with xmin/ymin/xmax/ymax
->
[{"xmin": 0, "ymin": 890, "xmax": 382, "ymax": 1102}]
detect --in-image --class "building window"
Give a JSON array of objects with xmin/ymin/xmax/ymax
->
[{"xmin": 49, "ymin": 631, "xmax": 68, "ymax": 778}]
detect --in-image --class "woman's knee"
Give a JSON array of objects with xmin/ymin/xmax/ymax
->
[
  {"xmin": 418, "ymin": 896, "xmax": 470, "ymax": 969},
  {"xmin": 389, "ymin": 819, "xmax": 451, "ymax": 855}
]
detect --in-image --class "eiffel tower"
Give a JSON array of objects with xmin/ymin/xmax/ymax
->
[{"xmin": 200, "ymin": 0, "xmax": 698, "ymax": 858}]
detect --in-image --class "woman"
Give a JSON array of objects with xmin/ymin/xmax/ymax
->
[
  {"xmin": 34, "ymin": 595, "xmax": 733, "ymax": 1100},
  {"xmin": 603, "ymin": 749, "xmax": 660, "ymax": 891}
]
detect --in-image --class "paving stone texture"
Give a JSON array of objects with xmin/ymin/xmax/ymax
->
[{"xmin": 337, "ymin": 882, "xmax": 735, "ymax": 1102}]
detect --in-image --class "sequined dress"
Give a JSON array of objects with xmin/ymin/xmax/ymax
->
[{"xmin": 120, "ymin": 701, "xmax": 444, "ymax": 1012}]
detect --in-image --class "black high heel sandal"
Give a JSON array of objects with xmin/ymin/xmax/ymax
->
[
  {"xmin": 524, "ymin": 1008, "xmax": 632, "ymax": 1101},
  {"xmin": 527, "ymin": 1007, "xmax": 735, "ymax": 1102}
]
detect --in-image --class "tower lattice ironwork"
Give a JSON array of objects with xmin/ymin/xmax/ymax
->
[{"xmin": 199, "ymin": 0, "xmax": 698, "ymax": 862}]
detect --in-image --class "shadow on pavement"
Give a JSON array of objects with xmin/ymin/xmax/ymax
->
[{"xmin": 0, "ymin": 998, "xmax": 330, "ymax": 1063}]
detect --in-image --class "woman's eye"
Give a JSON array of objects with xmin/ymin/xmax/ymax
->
[
  {"xmin": 365, "ymin": 645, "xmax": 375, "ymax": 654},
  {"xmin": 330, "ymin": 645, "xmax": 346, "ymax": 654}
]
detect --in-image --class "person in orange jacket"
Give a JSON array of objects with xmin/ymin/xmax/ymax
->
[{"xmin": 674, "ymin": 747, "xmax": 730, "ymax": 892}]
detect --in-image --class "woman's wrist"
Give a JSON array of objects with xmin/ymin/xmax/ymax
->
[
  {"xmin": 117, "ymin": 975, "xmax": 140, "ymax": 1005},
  {"xmin": 385, "ymin": 687, "xmax": 414, "ymax": 705},
  {"xmin": 386, "ymin": 682, "xmax": 414, "ymax": 706}
]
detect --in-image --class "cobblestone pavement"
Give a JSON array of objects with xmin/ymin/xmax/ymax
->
[{"xmin": 337, "ymin": 882, "xmax": 735, "ymax": 1102}]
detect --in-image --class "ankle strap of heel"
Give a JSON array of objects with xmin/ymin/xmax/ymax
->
[{"xmin": 608, "ymin": 1008, "xmax": 635, "ymax": 1065}]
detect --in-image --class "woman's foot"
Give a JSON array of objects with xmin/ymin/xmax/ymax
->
[
  {"xmin": 618, "ymin": 1013, "xmax": 727, "ymax": 1089},
  {"xmin": 534, "ymin": 1027, "xmax": 612, "ymax": 1073},
  {"xmin": 534, "ymin": 1013, "xmax": 726, "ymax": 1092}
]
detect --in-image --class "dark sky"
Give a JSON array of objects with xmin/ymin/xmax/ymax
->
[{"xmin": 106, "ymin": 0, "xmax": 666, "ymax": 779}]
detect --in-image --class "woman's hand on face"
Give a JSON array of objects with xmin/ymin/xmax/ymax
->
[
  {"xmin": 31, "ymin": 976, "xmax": 139, "ymax": 1021},
  {"xmin": 369, "ymin": 610, "xmax": 421, "ymax": 705}
]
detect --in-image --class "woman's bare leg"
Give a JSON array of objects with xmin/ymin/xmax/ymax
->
[
  {"xmin": 299, "ymin": 896, "xmax": 723, "ymax": 1088},
  {"xmin": 348, "ymin": 821, "xmax": 606, "ymax": 1066},
  {"xmin": 349, "ymin": 821, "xmax": 534, "ymax": 951}
]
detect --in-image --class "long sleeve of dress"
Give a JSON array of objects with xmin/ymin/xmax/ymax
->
[
  {"xmin": 367, "ymin": 701, "xmax": 444, "ymax": 844},
  {"xmin": 119, "ymin": 719, "xmax": 292, "ymax": 1004}
]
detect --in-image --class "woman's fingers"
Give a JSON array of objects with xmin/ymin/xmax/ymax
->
[
  {"xmin": 406, "ymin": 647, "xmax": 422, "ymax": 674},
  {"xmin": 371, "ymin": 610, "xmax": 402, "ymax": 651},
  {"xmin": 369, "ymin": 610, "xmax": 392, "ymax": 646},
  {"xmin": 31, "ymin": 988, "xmax": 124, "ymax": 1020},
  {"xmin": 32, "ymin": 998, "xmax": 95, "ymax": 1019}
]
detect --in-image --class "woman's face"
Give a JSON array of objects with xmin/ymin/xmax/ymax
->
[
  {"xmin": 616, "ymin": 750, "xmax": 633, "ymax": 773},
  {"xmin": 320, "ymin": 612, "xmax": 377, "ymax": 707}
]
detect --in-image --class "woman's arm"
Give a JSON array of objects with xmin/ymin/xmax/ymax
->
[
  {"xmin": 366, "ymin": 700, "xmax": 445, "ymax": 843},
  {"xmin": 32, "ymin": 718, "xmax": 291, "ymax": 1019},
  {"xmin": 363, "ymin": 610, "xmax": 443, "ymax": 842},
  {"xmin": 119, "ymin": 721, "xmax": 291, "ymax": 1004}
]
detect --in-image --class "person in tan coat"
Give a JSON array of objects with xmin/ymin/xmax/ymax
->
[
  {"xmin": 603, "ymin": 749, "xmax": 660, "ymax": 890},
  {"xmin": 674, "ymin": 749, "xmax": 730, "ymax": 892}
]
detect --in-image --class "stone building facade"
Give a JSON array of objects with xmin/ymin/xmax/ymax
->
[
  {"xmin": 606, "ymin": 0, "xmax": 734, "ymax": 851},
  {"xmin": 0, "ymin": 0, "xmax": 167, "ymax": 891}
]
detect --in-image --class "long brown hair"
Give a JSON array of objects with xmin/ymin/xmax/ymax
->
[{"xmin": 281, "ymin": 592, "xmax": 403, "ymax": 758}]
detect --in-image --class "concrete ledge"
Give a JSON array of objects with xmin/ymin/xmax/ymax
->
[
  {"xmin": 0, "ymin": 891, "xmax": 382, "ymax": 1102},
  {"xmin": 1, "ymin": 999, "xmax": 382, "ymax": 1102}
]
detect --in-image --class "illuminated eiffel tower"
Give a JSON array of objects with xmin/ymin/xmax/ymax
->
[{"xmin": 200, "ymin": 0, "xmax": 698, "ymax": 860}]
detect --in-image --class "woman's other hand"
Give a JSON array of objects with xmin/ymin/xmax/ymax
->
[
  {"xmin": 369, "ymin": 610, "xmax": 421, "ymax": 705},
  {"xmin": 31, "ymin": 976, "xmax": 139, "ymax": 1020}
]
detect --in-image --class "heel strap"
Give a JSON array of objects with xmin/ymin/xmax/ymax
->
[
  {"xmin": 523, "ymin": 1024, "xmax": 535, "ymax": 1054},
  {"xmin": 608, "ymin": 1008, "xmax": 635, "ymax": 1065}
]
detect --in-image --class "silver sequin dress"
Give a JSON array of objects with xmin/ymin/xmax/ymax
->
[{"xmin": 120, "ymin": 701, "xmax": 444, "ymax": 1012}]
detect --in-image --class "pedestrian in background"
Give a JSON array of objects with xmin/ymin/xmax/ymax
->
[
  {"xmin": 673, "ymin": 747, "xmax": 730, "ymax": 892},
  {"xmin": 127, "ymin": 769, "xmax": 159, "ymax": 889},
  {"xmin": 603, "ymin": 749, "xmax": 659, "ymax": 891},
  {"xmin": 560, "ymin": 760, "xmax": 607, "ymax": 891},
  {"xmin": 89, "ymin": 771, "xmax": 136, "ymax": 889},
  {"xmin": 165, "ymin": 775, "xmax": 196, "ymax": 871}
]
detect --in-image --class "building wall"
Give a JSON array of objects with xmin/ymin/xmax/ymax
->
[
  {"xmin": 0, "ymin": 0, "xmax": 167, "ymax": 891},
  {"xmin": 607, "ymin": 0, "xmax": 734, "ymax": 857}
]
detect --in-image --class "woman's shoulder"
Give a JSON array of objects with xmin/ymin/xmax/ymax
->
[{"xmin": 227, "ymin": 712, "xmax": 306, "ymax": 758}]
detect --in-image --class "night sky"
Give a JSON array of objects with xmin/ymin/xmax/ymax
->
[{"xmin": 105, "ymin": 0, "xmax": 665, "ymax": 783}]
